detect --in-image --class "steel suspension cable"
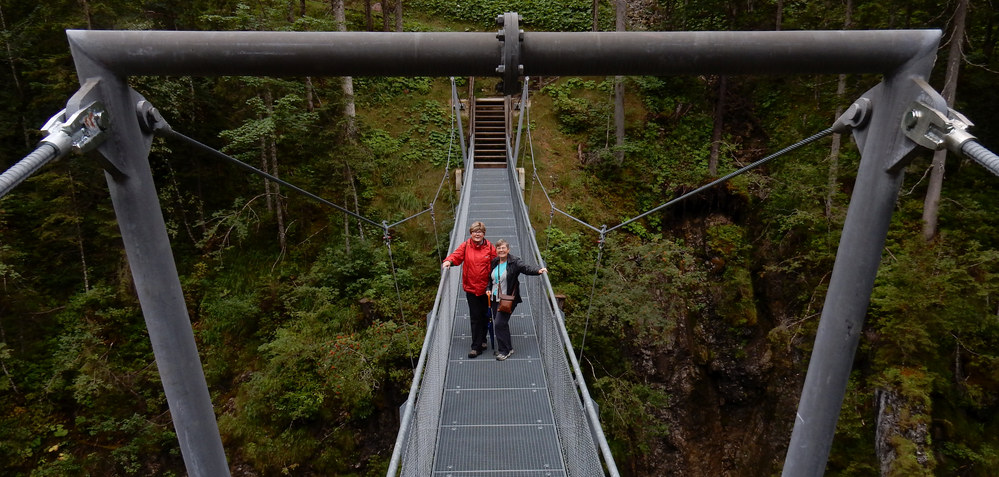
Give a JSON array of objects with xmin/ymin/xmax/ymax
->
[
  {"xmin": 525, "ymin": 125, "xmax": 835, "ymax": 359},
  {"xmin": 429, "ymin": 77, "xmax": 464, "ymax": 262},
  {"xmin": 383, "ymin": 223, "xmax": 406, "ymax": 321},
  {"xmin": 160, "ymin": 115, "xmax": 459, "ymax": 337},
  {"xmin": 578, "ymin": 226, "xmax": 607, "ymax": 360},
  {"xmin": 523, "ymin": 96, "xmax": 603, "ymax": 235},
  {"xmin": 964, "ymin": 140, "xmax": 999, "ymax": 177},
  {"xmin": 0, "ymin": 143, "xmax": 62, "ymax": 199},
  {"xmin": 161, "ymin": 100, "xmax": 463, "ymax": 233},
  {"xmin": 606, "ymin": 127, "xmax": 835, "ymax": 233},
  {"xmin": 522, "ymin": 100, "xmax": 556, "ymax": 251},
  {"xmin": 161, "ymin": 127, "xmax": 384, "ymax": 229}
]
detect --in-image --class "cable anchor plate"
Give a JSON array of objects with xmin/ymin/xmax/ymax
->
[{"xmin": 902, "ymin": 100, "xmax": 976, "ymax": 153}]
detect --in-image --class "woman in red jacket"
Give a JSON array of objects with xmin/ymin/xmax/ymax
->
[{"xmin": 442, "ymin": 221, "xmax": 497, "ymax": 358}]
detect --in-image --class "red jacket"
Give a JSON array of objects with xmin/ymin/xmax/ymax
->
[{"xmin": 444, "ymin": 238, "xmax": 497, "ymax": 295}]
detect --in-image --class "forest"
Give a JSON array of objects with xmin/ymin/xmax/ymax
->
[{"xmin": 2, "ymin": 0, "xmax": 999, "ymax": 475}]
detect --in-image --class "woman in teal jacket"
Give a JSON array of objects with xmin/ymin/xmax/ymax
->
[{"xmin": 486, "ymin": 239, "xmax": 547, "ymax": 361}]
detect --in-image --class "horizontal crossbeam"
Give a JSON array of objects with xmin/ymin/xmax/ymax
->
[{"xmin": 67, "ymin": 30, "xmax": 939, "ymax": 77}]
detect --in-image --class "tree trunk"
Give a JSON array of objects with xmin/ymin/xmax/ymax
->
[
  {"xmin": 709, "ymin": 75, "xmax": 727, "ymax": 176},
  {"xmin": 0, "ymin": 5, "xmax": 29, "ymax": 148},
  {"xmin": 592, "ymin": 0, "xmax": 599, "ymax": 31},
  {"xmin": 875, "ymin": 384, "xmax": 935, "ymax": 475},
  {"xmin": 262, "ymin": 90, "xmax": 287, "ymax": 251},
  {"xmin": 613, "ymin": 0, "xmax": 626, "ymax": 165},
  {"xmin": 270, "ymin": 135, "xmax": 287, "ymax": 252},
  {"xmin": 79, "ymin": 0, "xmax": 93, "ymax": 29},
  {"xmin": 260, "ymin": 116, "xmax": 274, "ymax": 212},
  {"xmin": 66, "ymin": 168, "xmax": 90, "ymax": 291},
  {"xmin": 826, "ymin": 76, "xmax": 845, "ymax": 218},
  {"xmin": 165, "ymin": 153, "xmax": 199, "ymax": 246},
  {"xmin": 344, "ymin": 190, "xmax": 351, "ymax": 254},
  {"xmin": 305, "ymin": 76, "xmax": 314, "ymax": 112},
  {"xmin": 922, "ymin": 0, "xmax": 968, "ymax": 241},
  {"xmin": 382, "ymin": 1, "xmax": 391, "ymax": 32},
  {"xmin": 395, "ymin": 0, "xmax": 403, "ymax": 32},
  {"xmin": 346, "ymin": 163, "xmax": 364, "ymax": 240},
  {"xmin": 826, "ymin": 0, "xmax": 852, "ymax": 218},
  {"xmin": 332, "ymin": 0, "xmax": 357, "ymax": 138},
  {"xmin": 775, "ymin": 0, "xmax": 783, "ymax": 31},
  {"xmin": 364, "ymin": 0, "xmax": 373, "ymax": 31}
]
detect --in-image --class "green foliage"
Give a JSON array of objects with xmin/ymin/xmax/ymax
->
[
  {"xmin": 706, "ymin": 223, "xmax": 757, "ymax": 326},
  {"xmin": 828, "ymin": 372, "xmax": 879, "ymax": 475},
  {"xmin": 409, "ymin": 0, "xmax": 614, "ymax": 31},
  {"xmin": 541, "ymin": 78, "xmax": 605, "ymax": 134},
  {"xmin": 319, "ymin": 320, "xmax": 422, "ymax": 418},
  {"xmin": 3, "ymin": 1, "xmax": 999, "ymax": 476},
  {"xmin": 869, "ymin": 237, "xmax": 999, "ymax": 367},
  {"xmin": 592, "ymin": 376, "xmax": 670, "ymax": 455},
  {"xmin": 354, "ymin": 77, "xmax": 433, "ymax": 106}
]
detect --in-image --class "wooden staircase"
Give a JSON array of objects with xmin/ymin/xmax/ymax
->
[{"xmin": 471, "ymin": 97, "xmax": 508, "ymax": 168}]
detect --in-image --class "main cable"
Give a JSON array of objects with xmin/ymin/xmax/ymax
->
[
  {"xmin": 607, "ymin": 127, "xmax": 834, "ymax": 233},
  {"xmin": 160, "ymin": 127, "xmax": 384, "ymax": 229},
  {"xmin": 0, "ymin": 143, "xmax": 62, "ymax": 199}
]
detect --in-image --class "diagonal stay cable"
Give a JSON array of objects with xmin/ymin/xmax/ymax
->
[
  {"xmin": 606, "ymin": 127, "xmax": 834, "ymax": 233},
  {"xmin": 429, "ymin": 78, "xmax": 463, "ymax": 262},
  {"xmin": 161, "ymin": 111, "xmax": 461, "ymax": 233},
  {"xmin": 521, "ymin": 95, "xmax": 559, "ymax": 250},
  {"xmin": 530, "ymin": 126, "xmax": 834, "ymax": 237},
  {"xmin": 527, "ymin": 125, "xmax": 835, "ymax": 360},
  {"xmin": 379, "ymin": 78, "xmax": 466, "ymax": 230},
  {"xmin": 159, "ymin": 127, "xmax": 384, "ymax": 229},
  {"xmin": 523, "ymin": 92, "xmax": 604, "ymax": 235},
  {"xmin": 578, "ymin": 226, "xmax": 606, "ymax": 362}
]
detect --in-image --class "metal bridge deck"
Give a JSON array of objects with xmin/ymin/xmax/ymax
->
[{"xmin": 435, "ymin": 168, "xmax": 566, "ymax": 476}]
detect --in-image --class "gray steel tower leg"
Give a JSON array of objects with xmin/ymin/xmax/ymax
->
[
  {"xmin": 781, "ymin": 42, "xmax": 940, "ymax": 476},
  {"xmin": 68, "ymin": 53, "xmax": 230, "ymax": 476}
]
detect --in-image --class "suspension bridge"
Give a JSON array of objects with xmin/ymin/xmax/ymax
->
[{"xmin": 3, "ymin": 15, "xmax": 999, "ymax": 477}]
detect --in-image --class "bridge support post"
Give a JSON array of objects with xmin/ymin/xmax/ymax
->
[
  {"xmin": 68, "ymin": 56, "xmax": 230, "ymax": 475},
  {"xmin": 781, "ymin": 51, "xmax": 940, "ymax": 475}
]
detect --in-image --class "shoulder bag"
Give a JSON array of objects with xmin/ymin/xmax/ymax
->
[{"xmin": 498, "ymin": 282, "xmax": 516, "ymax": 314}]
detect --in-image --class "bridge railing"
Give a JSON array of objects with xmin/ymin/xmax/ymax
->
[
  {"xmin": 387, "ymin": 139, "xmax": 477, "ymax": 476},
  {"xmin": 505, "ymin": 140, "xmax": 620, "ymax": 475}
]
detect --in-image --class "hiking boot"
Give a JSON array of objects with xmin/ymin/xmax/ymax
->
[
  {"xmin": 496, "ymin": 350, "xmax": 513, "ymax": 361},
  {"xmin": 468, "ymin": 349, "xmax": 480, "ymax": 358}
]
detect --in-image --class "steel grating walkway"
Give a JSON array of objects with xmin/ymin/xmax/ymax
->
[{"xmin": 435, "ymin": 168, "xmax": 567, "ymax": 476}]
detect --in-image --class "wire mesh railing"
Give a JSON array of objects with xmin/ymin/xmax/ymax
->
[
  {"xmin": 504, "ymin": 154, "xmax": 619, "ymax": 475},
  {"xmin": 389, "ymin": 171, "xmax": 473, "ymax": 474},
  {"xmin": 390, "ymin": 71, "xmax": 618, "ymax": 474},
  {"xmin": 386, "ymin": 85, "xmax": 478, "ymax": 476}
]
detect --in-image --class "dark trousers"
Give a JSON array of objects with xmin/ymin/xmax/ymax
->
[
  {"xmin": 491, "ymin": 302, "xmax": 513, "ymax": 354},
  {"xmin": 466, "ymin": 292, "xmax": 489, "ymax": 350}
]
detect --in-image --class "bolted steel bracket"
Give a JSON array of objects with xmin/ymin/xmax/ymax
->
[
  {"xmin": 136, "ymin": 98, "xmax": 172, "ymax": 135},
  {"xmin": 831, "ymin": 98, "xmax": 872, "ymax": 135},
  {"xmin": 843, "ymin": 77, "xmax": 951, "ymax": 172},
  {"xmin": 41, "ymin": 78, "xmax": 110, "ymax": 158},
  {"xmin": 838, "ymin": 84, "xmax": 883, "ymax": 155},
  {"xmin": 902, "ymin": 99, "xmax": 976, "ymax": 154},
  {"xmin": 496, "ymin": 12, "xmax": 524, "ymax": 96}
]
